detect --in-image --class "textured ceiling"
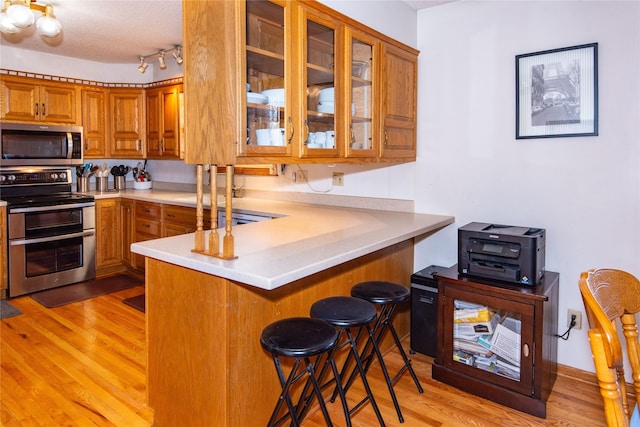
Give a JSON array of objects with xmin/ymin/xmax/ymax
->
[{"xmin": 0, "ymin": 0, "xmax": 454, "ymax": 65}]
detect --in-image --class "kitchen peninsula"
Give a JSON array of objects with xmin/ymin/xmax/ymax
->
[{"xmin": 130, "ymin": 196, "xmax": 453, "ymax": 427}]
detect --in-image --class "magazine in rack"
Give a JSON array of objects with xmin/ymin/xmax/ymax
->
[{"xmin": 452, "ymin": 300, "xmax": 522, "ymax": 381}]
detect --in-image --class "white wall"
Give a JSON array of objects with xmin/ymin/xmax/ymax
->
[{"xmin": 414, "ymin": 0, "xmax": 640, "ymax": 373}]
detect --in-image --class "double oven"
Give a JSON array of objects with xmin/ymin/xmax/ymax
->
[{"xmin": 1, "ymin": 123, "xmax": 96, "ymax": 297}]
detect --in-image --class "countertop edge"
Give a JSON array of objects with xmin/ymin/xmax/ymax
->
[{"xmin": 132, "ymin": 212, "xmax": 454, "ymax": 290}]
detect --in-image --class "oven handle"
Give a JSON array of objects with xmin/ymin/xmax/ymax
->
[
  {"xmin": 9, "ymin": 230, "xmax": 95, "ymax": 246},
  {"xmin": 9, "ymin": 202, "xmax": 95, "ymax": 214}
]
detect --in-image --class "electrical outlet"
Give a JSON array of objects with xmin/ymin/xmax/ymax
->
[
  {"xmin": 332, "ymin": 172, "xmax": 344, "ymax": 186},
  {"xmin": 292, "ymin": 170, "xmax": 307, "ymax": 183},
  {"xmin": 567, "ymin": 309, "xmax": 582, "ymax": 330}
]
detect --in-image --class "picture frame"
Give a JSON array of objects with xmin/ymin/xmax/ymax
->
[{"xmin": 516, "ymin": 43, "xmax": 598, "ymax": 139}]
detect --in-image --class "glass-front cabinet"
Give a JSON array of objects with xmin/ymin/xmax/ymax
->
[
  {"xmin": 445, "ymin": 293, "xmax": 534, "ymax": 396},
  {"xmin": 298, "ymin": 5, "xmax": 339, "ymax": 159},
  {"xmin": 345, "ymin": 29, "xmax": 377, "ymax": 159},
  {"xmin": 204, "ymin": 0, "xmax": 417, "ymax": 164},
  {"xmin": 433, "ymin": 267, "xmax": 559, "ymax": 418},
  {"xmin": 242, "ymin": 0, "xmax": 290, "ymax": 157}
]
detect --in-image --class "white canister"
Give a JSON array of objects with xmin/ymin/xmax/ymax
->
[
  {"xmin": 256, "ymin": 129, "xmax": 271, "ymax": 146},
  {"xmin": 270, "ymin": 128, "xmax": 285, "ymax": 146}
]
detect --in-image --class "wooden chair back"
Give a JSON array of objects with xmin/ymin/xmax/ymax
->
[{"xmin": 579, "ymin": 268, "xmax": 640, "ymax": 427}]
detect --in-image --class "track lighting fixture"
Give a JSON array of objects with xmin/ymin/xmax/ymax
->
[
  {"xmin": 158, "ymin": 51, "xmax": 167, "ymax": 70},
  {"xmin": 137, "ymin": 56, "xmax": 148, "ymax": 74},
  {"xmin": 172, "ymin": 46, "xmax": 183, "ymax": 65},
  {"xmin": 136, "ymin": 45, "xmax": 183, "ymax": 72},
  {"xmin": 0, "ymin": 0, "xmax": 62, "ymax": 38}
]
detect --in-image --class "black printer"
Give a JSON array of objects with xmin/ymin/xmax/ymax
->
[{"xmin": 458, "ymin": 222, "xmax": 545, "ymax": 286}]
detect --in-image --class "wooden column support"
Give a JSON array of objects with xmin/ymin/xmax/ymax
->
[{"xmin": 192, "ymin": 164, "xmax": 236, "ymax": 260}]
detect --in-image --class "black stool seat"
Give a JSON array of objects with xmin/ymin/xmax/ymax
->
[
  {"xmin": 351, "ymin": 281, "xmax": 410, "ymax": 304},
  {"xmin": 310, "ymin": 296, "xmax": 386, "ymax": 427},
  {"xmin": 260, "ymin": 317, "xmax": 340, "ymax": 427},
  {"xmin": 350, "ymin": 281, "xmax": 423, "ymax": 424},
  {"xmin": 261, "ymin": 317, "xmax": 338, "ymax": 358},
  {"xmin": 310, "ymin": 296, "xmax": 377, "ymax": 327}
]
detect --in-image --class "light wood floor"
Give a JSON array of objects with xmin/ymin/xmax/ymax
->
[{"xmin": 1, "ymin": 287, "xmax": 608, "ymax": 426}]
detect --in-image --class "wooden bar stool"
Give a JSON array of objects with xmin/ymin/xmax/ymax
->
[
  {"xmin": 309, "ymin": 296, "xmax": 387, "ymax": 427},
  {"xmin": 260, "ymin": 317, "xmax": 341, "ymax": 427},
  {"xmin": 350, "ymin": 281, "xmax": 424, "ymax": 423}
]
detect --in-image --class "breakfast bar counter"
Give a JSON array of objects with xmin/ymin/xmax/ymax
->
[{"xmin": 131, "ymin": 201, "xmax": 453, "ymax": 427}]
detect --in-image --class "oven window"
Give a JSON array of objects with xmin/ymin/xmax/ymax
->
[
  {"xmin": 25, "ymin": 209, "xmax": 83, "ymax": 238},
  {"xmin": 24, "ymin": 236, "xmax": 84, "ymax": 277}
]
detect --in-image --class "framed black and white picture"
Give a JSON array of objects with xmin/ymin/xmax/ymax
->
[{"xmin": 516, "ymin": 43, "xmax": 598, "ymax": 139}]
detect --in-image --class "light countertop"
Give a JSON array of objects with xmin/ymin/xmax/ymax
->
[{"xmin": 129, "ymin": 195, "xmax": 454, "ymax": 290}]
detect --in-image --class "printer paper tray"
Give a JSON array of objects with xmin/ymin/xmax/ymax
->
[{"xmin": 468, "ymin": 261, "xmax": 520, "ymax": 282}]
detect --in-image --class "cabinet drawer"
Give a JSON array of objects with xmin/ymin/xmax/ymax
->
[
  {"xmin": 163, "ymin": 223, "xmax": 198, "ymax": 237},
  {"xmin": 136, "ymin": 202, "xmax": 162, "ymax": 219},
  {"xmin": 136, "ymin": 218, "xmax": 161, "ymax": 238},
  {"xmin": 163, "ymin": 205, "xmax": 197, "ymax": 225}
]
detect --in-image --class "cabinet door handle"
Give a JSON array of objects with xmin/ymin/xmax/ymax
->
[
  {"xmin": 287, "ymin": 116, "xmax": 294, "ymax": 145},
  {"xmin": 41, "ymin": 103, "xmax": 45, "ymax": 116},
  {"xmin": 384, "ymin": 128, "xmax": 389, "ymax": 146},
  {"xmin": 349, "ymin": 124, "xmax": 356, "ymax": 145},
  {"xmin": 34, "ymin": 103, "xmax": 38, "ymax": 115},
  {"xmin": 522, "ymin": 343, "xmax": 530, "ymax": 358},
  {"xmin": 303, "ymin": 119, "xmax": 309, "ymax": 145}
]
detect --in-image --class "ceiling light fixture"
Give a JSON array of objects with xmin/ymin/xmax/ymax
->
[
  {"xmin": 158, "ymin": 51, "xmax": 167, "ymax": 70},
  {"xmin": 172, "ymin": 46, "xmax": 183, "ymax": 65},
  {"xmin": 136, "ymin": 45, "xmax": 183, "ymax": 72},
  {"xmin": 0, "ymin": 0, "xmax": 61, "ymax": 38},
  {"xmin": 137, "ymin": 56, "xmax": 148, "ymax": 74}
]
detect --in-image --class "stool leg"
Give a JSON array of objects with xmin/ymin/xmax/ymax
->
[
  {"xmin": 383, "ymin": 306, "xmax": 424, "ymax": 394},
  {"xmin": 268, "ymin": 355, "xmax": 303, "ymax": 427},
  {"xmin": 304, "ymin": 357, "xmax": 335, "ymax": 427},
  {"xmin": 343, "ymin": 327, "xmax": 386, "ymax": 427},
  {"xmin": 295, "ymin": 348, "xmax": 336, "ymax": 423}
]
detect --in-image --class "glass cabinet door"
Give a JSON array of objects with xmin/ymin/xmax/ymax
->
[
  {"xmin": 346, "ymin": 30, "xmax": 376, "ymax": 158},
  {"xmin": 299, "ymin": 7, "xmax": 339, "ymax": 157},
  {"xmin": 442, "ymin": 285, "xmax": 534, "ymax": 395},
  {"xmin": 242, "ymin": 0, "xmax": 289, "ymax": 156}
]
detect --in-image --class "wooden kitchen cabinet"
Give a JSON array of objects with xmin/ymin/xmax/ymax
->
[
  {"xmin": 0, "ymin": 75, "xmax": 80, "ymax": 124},
  {"xmin": 146, "ymin": 83, "xmax": 183, "ymax": 159},
  {"xmin": 432, "ymin": 266, "xmax": 559, "ymax": 418},
  {"xmin": 379, "ymin": 42, "xmax": 417, "ymax": 161},
  {"xmin": 163, "ymin": 204, "xmax": 211, "ymax": 237},
  {"xmin": 345, "ymin": 28, "xmax": 378, "ymax": 159},
  {"xmin": 95, "ymin": 198, "xmax": 124, "ymax": 276},
  {"xmin": 134, "ymin": 201, "xmax": 162, "ymax": 270},
  {"xmin": 0, "ymin": 205, "xmax": 7, "ymax": 299},
  {"xmin": 82, "ymin": 87, "xmax": 108, "ymax": 158},
  {"xmin": 109, "ymin": 88, "xmax": 145, "ymax": 158},
  {"xmin": 184, "ymin": 0, "xmax": 418, "ymax": 166},
  {"xmin": 120, "ymin": 199, "xmax": 136, "ymax": 271}
]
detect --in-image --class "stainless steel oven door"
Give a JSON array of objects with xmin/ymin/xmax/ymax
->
[{"xmin": 8, "ymin": 204, "xmax": 96, "ymax": 297}]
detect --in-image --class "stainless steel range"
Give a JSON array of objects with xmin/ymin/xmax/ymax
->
[{"xmin": 1, "ymin": 167, "xmax": 96, "ymax": 297}]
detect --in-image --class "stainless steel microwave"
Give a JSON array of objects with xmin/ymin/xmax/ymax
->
[{"xmin": 0, "ymin": 122, "xmax": 84, "ymax": 166}]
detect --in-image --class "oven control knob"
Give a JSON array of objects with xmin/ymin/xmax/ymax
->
[
  {"xmin": 6, "ymin": 175, "xmax": 16, "ymax": 182},
  {"xmin": 50, "ymin": 173, "xmax": 58, "ymax": 180},
  {"xmin": 0, "ymin": 175, "xmax": 5, "ymax": 183},
  {"xmin": 58, "ymin": 172, "xmax": 67, "ymax": 180}
]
